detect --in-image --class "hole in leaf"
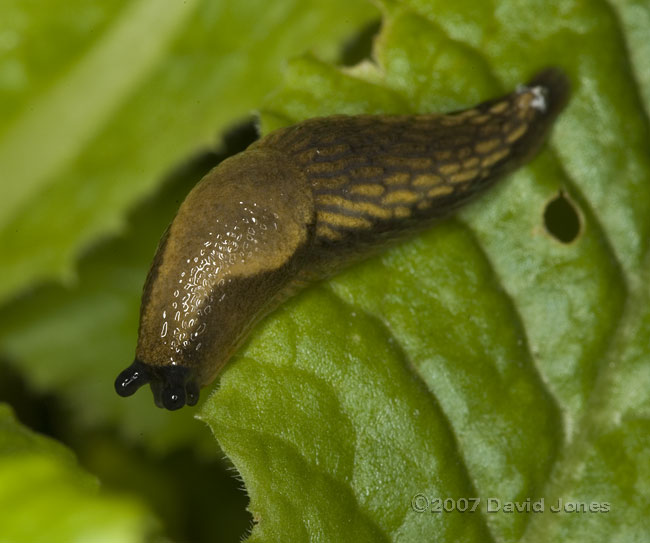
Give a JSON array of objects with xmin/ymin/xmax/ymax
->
[
  {"xmin": 340, "ymin": 19, "xmax": 382, "ymax": 66},
  {"xmin": 543, "ymin": 191, "xmax": 581, "ymax": 243}
]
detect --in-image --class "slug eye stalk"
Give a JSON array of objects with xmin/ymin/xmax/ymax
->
[{"xmin": 115, "ymin": 359, "xmax": 199, "ymax": 410}]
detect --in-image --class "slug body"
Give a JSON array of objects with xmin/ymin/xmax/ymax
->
[{"xmin": 115, "ymin": 69, "xmax": 569, "ymax": 410}]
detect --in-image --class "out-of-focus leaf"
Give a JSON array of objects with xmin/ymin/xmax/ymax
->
[
  {"xmin": 0, "ymin": 404, "xmax": 157, "ymax": 543},
  {"xmin": 0, "ymin": 0, "xmax": 377, "ymax": 304}
]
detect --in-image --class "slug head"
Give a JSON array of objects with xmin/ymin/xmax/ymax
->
[{"xmin": 114, "ymin": 359, "xmax": 199, "ymax": 410}]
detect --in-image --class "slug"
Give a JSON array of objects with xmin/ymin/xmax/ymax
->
[{"xmin": 115, "ymin": 68, "xmax": 569, "ymax": 410}]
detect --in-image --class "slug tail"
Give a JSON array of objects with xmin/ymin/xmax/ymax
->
[{"xmin": 524, "ymin": 67, "xmax": 570, "ymax": 120}]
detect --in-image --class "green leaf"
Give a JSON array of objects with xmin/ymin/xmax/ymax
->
[
  {"xmin": 0, "ymin": 0, "xmax": 376, "ymax": 305},
  {"xmin": 2, "ymin": 0, "xmax": 649, "ymax": 541},
  {"xmin": 608, "ymin": 0, "xmax": 650, "ymax": 115},
  {"xmin": 0, "ymin": 404, "xmax": 157, "ymax": 542},
  {"xmin": 201, "ymin": 2, "xmax": 650, "ymax": 542}
]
